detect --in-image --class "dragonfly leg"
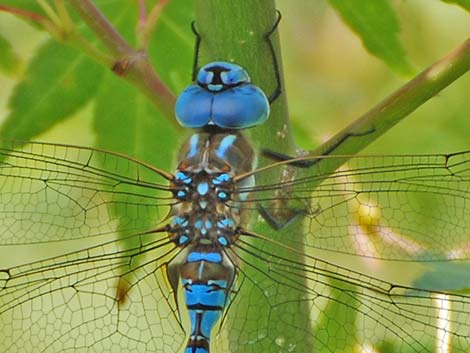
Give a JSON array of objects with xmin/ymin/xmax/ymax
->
[
  {"xmin": 258, "ymin": 202, "xmax": 306, "ymax": 230},
  {"xmin": 262, "ymin": 126, "xmax": 376, "ymax": 168},
  {"xmin": 190, "ymin": 21, "xmax": 201, "ymax": 82},
  {"xmin": 265, "ymin": 10, "xmax": 283, "ymax": 104}
]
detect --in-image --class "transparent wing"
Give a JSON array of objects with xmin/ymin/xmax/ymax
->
[
  {"xmin": 0, "ymin": 230, "xmax": 184, "ymax": 353},
  {"xmin": 0, "ymin": 140, "xmax": 186, "ymax": 352},
  {"xmin": 2, "ymin": 142, "xmax": 469, "ymax": 353},
  {"xmin": 236, "ymin": 152, "xmax": 470, "ymax": 261},
  {"xmin": 220, "ymin": 152, "xmax": 470, "ymax": 353},
  {"xmin": 221, "ymin": 233, "xmax": 470, "ymax": 353},
  {"xmin": 0, "ymin": 140, "xmax": 174, "ymax": 244}
]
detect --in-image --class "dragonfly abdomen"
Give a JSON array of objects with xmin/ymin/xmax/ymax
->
[{"xmin": 181, "ymin": 248, "xmax": 234, "ymax": 353}]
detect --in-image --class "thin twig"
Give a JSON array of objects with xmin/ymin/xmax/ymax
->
[
  {"xmin": 312, "ymin": 38, "xmax": 470, "ymax": 158},
  {"xmin": 297, "ymin": 38, "xmax": 470, "ymax": 186},
  {"xmin": 68, "ymin": 0, "xmax": 134, "ymax": 57},
  {"xmin": 0, "ymin": 5, "xmax": 56, "ymax": 34},
  {"xmin": 138, "ymin": 0, "xmax": 171, "ymax": 49},
  {"xmin": 68, "ymin": 0, "xmax": 178, "ymax": 128}
]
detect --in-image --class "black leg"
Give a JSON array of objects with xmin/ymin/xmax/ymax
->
[
  {"xmin": 191, "ymin": 21, "xmax": 201, "ymax": 82},
  {"xmin": 262, "ymin": 126, "xmax": 376, "ymax": 168},
  {"xmin": 258, "ymin": 203, "xmax": 306, "ymax": 230},
  {"xmin": 264, "ymin": 10, "xmax": 282, "ymax": 104}
]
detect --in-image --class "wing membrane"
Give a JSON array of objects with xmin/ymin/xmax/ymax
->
[
  {"xmin": 237, "ymin": 152, "xmax": 470, "ymax": 261},
  {"xmin": 0, "ymin": 141, "xmax": 174, "ymax": 245},
  {"xmin": 0, "ymin": 229, "xmax": 183, "ymax": 353}
]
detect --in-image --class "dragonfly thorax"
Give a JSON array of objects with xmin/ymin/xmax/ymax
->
[{"xmin": 169, "ymin": 169, "xmax": 239, "ymax": 248}]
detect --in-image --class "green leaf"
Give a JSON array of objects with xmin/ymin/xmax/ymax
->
[
  {"xmin": 0, "ymin": 33, "xmax": 21, "ymax": 75},
  {"xmin": 328, "ymin": 0, "xmax": 413, "ymax": 75},
  {"xmin": 149, "ymin": 0, "xmax": 194, "ymax": 93},
  {"xmin": 441, "ymin": 0, "xmax": 470, "ymax": 12},
  {"xmin": 94, "ymin": 71, "xmax": 177, "ymax": 170},
  {"xmin": 0, "ymin": 0, "xmax": 44, "ymax": 15},
  {"xmin": 0, "ymin": 40, "xmax": 104, "ymax": 140}
]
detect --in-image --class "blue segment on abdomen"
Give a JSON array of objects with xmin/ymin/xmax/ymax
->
[
  {"xmin": 187, "ymin": 309, "xmax": 222, "ymax": 339},
  {"xmin": 183, "ymin": 282, "xmax": 227, "ymax": 308},
  {"xmin": 187, "ymin": 252, "xmax": 222, "ymax": 263}
]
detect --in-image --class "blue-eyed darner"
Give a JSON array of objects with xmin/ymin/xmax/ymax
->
[{"xmin": 0, "ymin": 3, "xmax": 470, "ymax": 353}]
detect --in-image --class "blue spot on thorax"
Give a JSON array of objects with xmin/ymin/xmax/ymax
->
[
  {"xmin": 176, "ymin": 171, "xmax": 192, "ymax": 184},
  {"xmin": 217, "ymin": 237, "xmax": 228, "ymax": 246},
  {"xmin": 213, "ymin": 173, "xmax": 230, "ymax": 185},
  {"xmin": 172, "ymin": 216, "xmax": 188, "ymax": 227},
  {"xmin": 197, "ymin": 182, "xmax": 209, "ymax": 195},
  {"xmin": 217, "ymin": 218, "xmax": 234, "ymax": 228},
  {"xmin": 215, "ymin": 135, "xmax": 237, "ymax": 158},
  {"xmin": 187, "ymin": 134, "xmax": 199, "ymax": 158},
  {"xmin": 217, "ymin": 191, "xmax": 228, "ymax": 200}
]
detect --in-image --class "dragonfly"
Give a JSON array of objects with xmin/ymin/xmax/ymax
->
[{"xmin": 0, "ymin": 17, "xmax": 469, "ymax": 353}]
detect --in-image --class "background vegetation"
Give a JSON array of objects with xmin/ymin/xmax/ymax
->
[{"xmin": 0, "ymin": 1, "xmax": 468, "ymax": 353}]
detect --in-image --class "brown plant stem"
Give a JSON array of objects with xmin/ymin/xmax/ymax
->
[{"xmin": 68, "ymin": 0, "xmax": 178, "ymax": 127}]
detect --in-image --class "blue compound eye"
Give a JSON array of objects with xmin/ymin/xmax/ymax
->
[
  {"xmin": 211, "ymin": 85, "xmax": 269, "ymax": 128},
  {"xmin": 175, "ymin": 61, "xmax": 270, "ymax": 129},
  {"xmin": 219, "ymin": 64, "xmax": 249, "ymax": 85}
]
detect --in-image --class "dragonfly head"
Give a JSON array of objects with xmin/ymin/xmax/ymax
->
[{"xmin": 175, "ymin": 61, "xmax": 270, "ymax": 130}]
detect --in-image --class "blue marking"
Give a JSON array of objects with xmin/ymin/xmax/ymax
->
[
  {"xmin": 179, "ymin": 235, "xmax": 189, "ymax": 245},
  {"xmin": 204, "ymin": 220, "xmax": 212, "ymax": 229},
  {"xmin": 177, "ymin": 190, "xmax": 187, "ymax": 199},
  {"xmin": 218, "ymin": 237, "xmax": 228, "ymax": 246},
  {"xmin": 184, "ymin": 283, "xmax": 227, "ymax": 307},
  {"xmin": 176, "ymin": 172, "xmax": 192, "ymax": 184},
  {"xmin": 172, "ymin": 216, "xmax": 188, "ymax": 227},
  {"xmin": 199, "ymin": 70, "xmax": 214, "ymax": 85},
  {"xmin": 195, "ymin": 220, "xmax": 203, "ymax": 229},
  {"xmin": 215, "ymin": 135, "xmax": 236, "ymax": 158},
  {"xmin": 213, "ymin": 173, "xmax": 230, "ymax": 185},
  {"xmin": 187, "ymin": 252, "xmax": 222, "ymax": 263},
  {"xmin": 217, "ymin": 191, "xmax": 228, "ymax": 200},
  {"xmin": 217, "ymin": 218, "xmax": 234, "ymax": 228},
  {"xmin": 200, "ymin": 310, "xmax": 222, "ymax": 338},
  {"xmin": 205, "ymin": 252, "xmax": 222, "ymax": 263},
  {"xmin": 197, "ymin": 182, "xmax": 209, "ymax": 196},
  {"xmin": 187, "ymin": 134, "xmax": 199, "ymax": 158},
  {"xmin": 208, "ymin": 84, "xmax": 223, "ymax": 92}
]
